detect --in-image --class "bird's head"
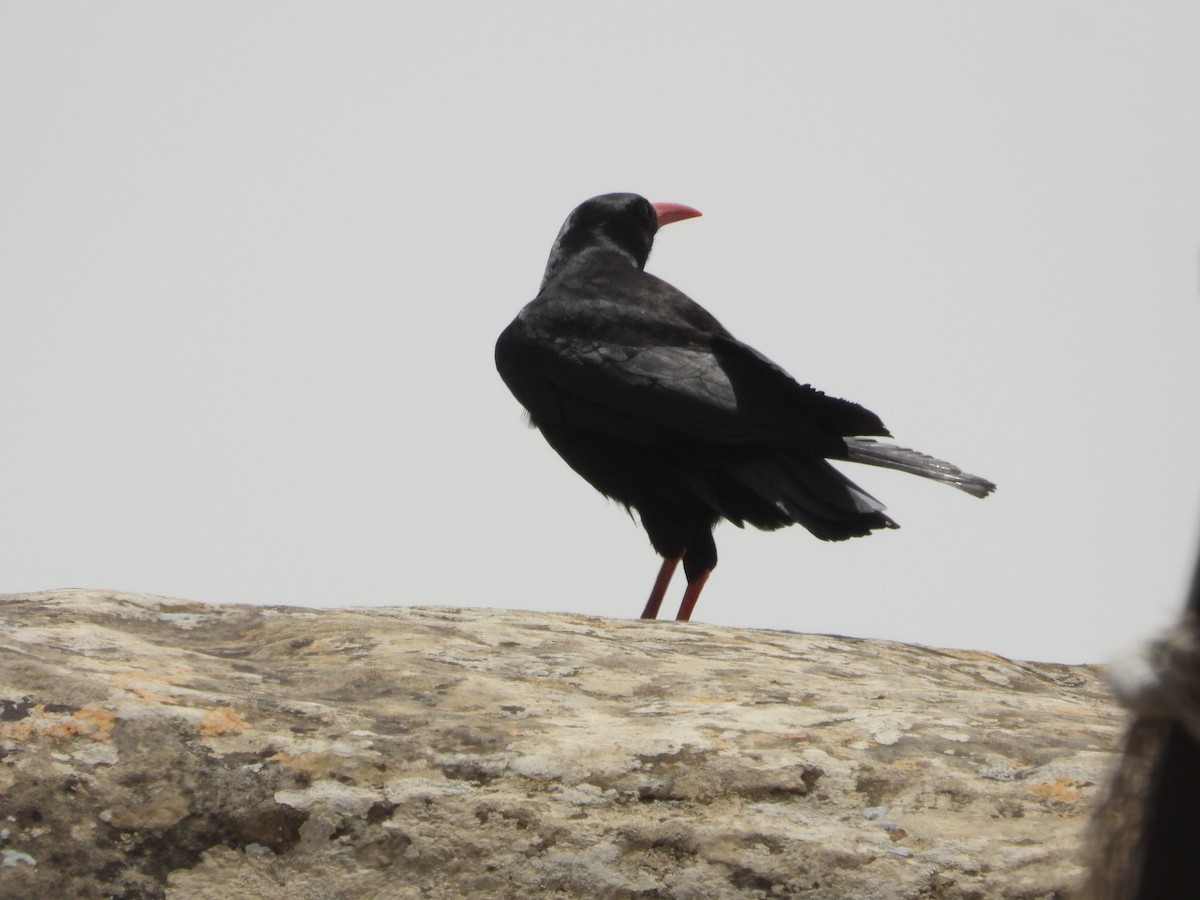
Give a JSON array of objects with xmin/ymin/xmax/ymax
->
[{"xmin": 540, "ymin": 193, "xmax": 701, "ymax": 290}]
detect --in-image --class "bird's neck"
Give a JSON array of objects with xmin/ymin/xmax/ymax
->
[{"xmin": 539, "ymin": 243, "xmax": 642, "ymax": 292}]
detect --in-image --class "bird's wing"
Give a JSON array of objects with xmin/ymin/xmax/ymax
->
[
  {"xmin": 710, "ymin": 336, "xmax": 890, "ymax": 439},
  {"xmin": 497, "ymin": 317, "xmax": 740, "ymax": 442},
  {"xmin": 496, "ymin": 316, "xmax": 888, "ymax": 446}
]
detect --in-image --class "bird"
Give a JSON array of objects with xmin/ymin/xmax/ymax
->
[{"xmin": 495, "ymin": 192, "xmax": 995, "ymax": 623}]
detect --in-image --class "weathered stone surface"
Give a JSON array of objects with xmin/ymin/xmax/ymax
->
[{"xmin": 0, "ymin": 589, "xmax": 1124, "ymax": 899}]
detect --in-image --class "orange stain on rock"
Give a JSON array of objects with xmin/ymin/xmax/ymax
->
[
  {"xmin": 1028, "ymin": 777, "xmax": 1088, "ymax": 804},
  {"xmin": 0, "ymin": 705, "xmax": 116, "ymax": 742},
  {"xmin": 199, "ymin": 706, "xmax": 249, "ymax": 736}
]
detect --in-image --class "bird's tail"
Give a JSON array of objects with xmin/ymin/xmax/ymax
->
[{"xmin": 843, "ymin": 438, "xmax": 996, "ymax": 499}]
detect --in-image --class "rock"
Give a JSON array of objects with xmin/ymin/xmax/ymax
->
[{"xmin": 0, "ymin": 589, "xmax": 1123, "ymax": 899}]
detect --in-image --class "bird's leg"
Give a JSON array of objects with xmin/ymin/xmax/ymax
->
[
  {"xmin": 641, "ymin": 555, "xmax": 681, "ymax": 620},
  {"xmin": 675, "ymin": 528, "xmax": 716, "ymax": 622},
  {"xmin": 675, "ymin": 569, "xmax": 711, "ymax": 622}
]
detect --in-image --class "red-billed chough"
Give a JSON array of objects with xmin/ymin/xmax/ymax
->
[{"xmin": 495, "ymin": 192, "xmax": 994, "ymax": 622}]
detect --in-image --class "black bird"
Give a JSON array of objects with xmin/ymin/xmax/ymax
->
[{"xmin": 495, "ymin": 193, "xmax": 994, "ymax": 622}]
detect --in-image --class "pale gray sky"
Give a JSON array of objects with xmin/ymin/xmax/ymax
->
[{"xmin": 4, "ymin": 3, "xmax": 1199, "ymax": 663}]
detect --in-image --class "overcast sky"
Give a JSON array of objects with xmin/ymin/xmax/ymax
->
[{"xmin": 4, "ymin": 3, "xmax": 1200, "ymax": 664}]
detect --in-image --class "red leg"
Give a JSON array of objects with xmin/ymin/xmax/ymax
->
[
  {"xmin": 675, "ymin": 569, "xmax": 711, "ymax": 622},
  {"xmin": 641, "ymin": 556, "xmax": 680, "ymax": 619}
]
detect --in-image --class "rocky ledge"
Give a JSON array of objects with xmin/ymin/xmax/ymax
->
[{"xmin": 0, "ymin": 590, "xmax": 1123, "ymax": 898}]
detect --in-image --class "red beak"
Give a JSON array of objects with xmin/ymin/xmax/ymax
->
[{"xmin": 652, "ymin": 202, "xmax": 703, "ymax": 229}]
